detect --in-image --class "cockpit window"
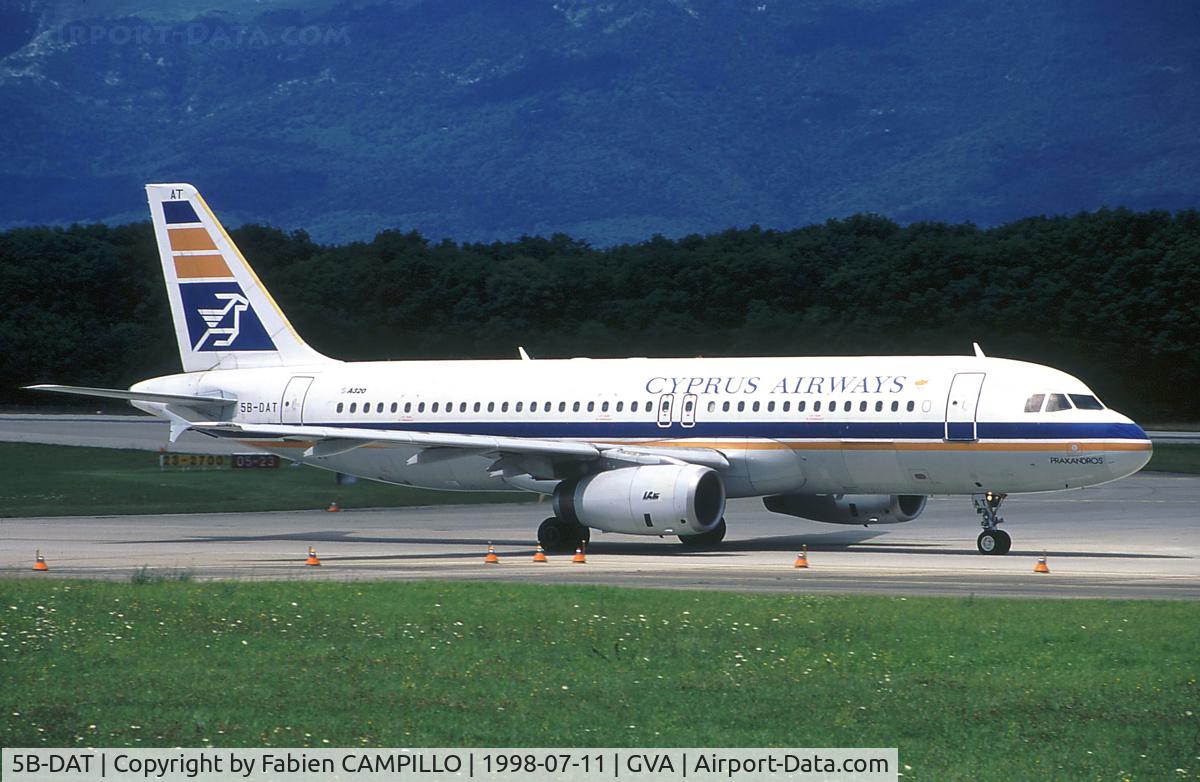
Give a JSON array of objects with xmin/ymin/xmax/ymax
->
[
  {"xmin": 1024, "ymin": 394, "xmax": 1045, "ymax": 413},
  {"xmin": 1045, "ymin": 393, "xmax": 1073, "ymax": 412},
  {"xmin": 1069, "ymin": 394, "xmax": 1104, "ymax": 410}
]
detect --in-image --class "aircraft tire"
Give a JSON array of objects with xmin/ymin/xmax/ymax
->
[
  {"xmin": 977, "ymin": 529, "xmax": 1011, "ymax": 555},
  {"xmin": 679, "ymin": 517, "xmax": 727, "ymax": 547},
  {"xmin": 538, "ymin": 517, "xmax": 589, "ymax": 553}
]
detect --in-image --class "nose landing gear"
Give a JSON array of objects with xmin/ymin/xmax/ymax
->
[{"xmin": 973, "ymin": 491, "xmax": 1011, "ymax": 554}]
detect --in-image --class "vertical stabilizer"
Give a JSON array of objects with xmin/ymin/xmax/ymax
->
[{"xmin": 146, "ymin": 183, "xmax": 334, "ymax": 372}]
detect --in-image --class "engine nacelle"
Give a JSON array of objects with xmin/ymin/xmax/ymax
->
[
  {"xmin": 554, "ymin": 464, "xmax": 726, "ymax": 536},
  {"xmin": 763, "ymin": 493, "xmax": 927, "ymax": 525}
]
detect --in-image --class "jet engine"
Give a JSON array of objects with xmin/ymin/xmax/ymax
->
[
  {"xmin": 553, "ymin": 464, "xmax": 726, "ymax": 536},
  {"xmin": 763, "ymin": 493, "xmax": 927, "ymax": 525}
]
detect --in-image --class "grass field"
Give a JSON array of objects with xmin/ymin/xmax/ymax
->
[
  {"xmin": 0, "ymin": 580, "xmax": 1195, "ymax": 781},
  {"xmin": 0, "ymin": 443, "xmax": 533, "ymax": 517},
  {"xmin": 0, "ymin": 440, "xmax": 1196, "ymax": 519},
  {"xmin": 1148, "ymin": 442, "xmax": 1200, "ymax": 474}
]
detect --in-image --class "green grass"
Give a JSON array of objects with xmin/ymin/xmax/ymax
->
[
  {"xmin": 0, "ymin": 581, "xmax": 1195, "ymax": 781},
  {"xmin": 0, "ymin": 443, "xmax": 533, "ymax": 517},
  {"xmin": 1147, "ymin": 443, "xmax": 1200, "ymax": 474}
]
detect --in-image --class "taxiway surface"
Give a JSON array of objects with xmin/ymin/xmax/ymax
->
[{"xmin": 3, "ymin": 473, "xmax": 1197, "ymax": 599}]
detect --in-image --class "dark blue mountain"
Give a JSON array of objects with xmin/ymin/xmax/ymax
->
[{"xmin": 1, "ymin": 0, "xmax": 1197, "ymax": 244}]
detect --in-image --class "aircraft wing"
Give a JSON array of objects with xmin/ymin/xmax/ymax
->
[{"xmin": 193, "ymin": 421, "xmax": 730, "ymax": 472}]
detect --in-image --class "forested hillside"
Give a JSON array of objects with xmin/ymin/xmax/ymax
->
[
  {"xmin": 1, "ymin": 0, "xmax": 1198, "ymax": 243},
  {"xmin": 3, "ymin": 209, "xmax": 1197, "ymax": 421}
]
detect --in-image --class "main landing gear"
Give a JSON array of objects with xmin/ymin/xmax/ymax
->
[
  {"xmin": 973, "ymin": 491, "xmax": 1011, "ymax": 555},
  {"xmin": 678, "ymin": 518, "xmax": 727, "ymax": 547},
  {"xmin": 537, "ymin": 517, "xmax": 590, "ymax": 553}
]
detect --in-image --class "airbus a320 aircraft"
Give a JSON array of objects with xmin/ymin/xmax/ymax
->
[{"xmin": 30, "ymin": 184, "xmax": 1153, "ymax": 554}]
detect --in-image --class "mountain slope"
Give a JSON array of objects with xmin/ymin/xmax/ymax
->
[{"xmin": 1, "ymin": 0, "xmax": 1197, "ymax": 244}]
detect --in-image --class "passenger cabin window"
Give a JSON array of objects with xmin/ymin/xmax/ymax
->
[
  {"xmin": 722, "ymin": 401, "xmax": 731, "ymax": 412},
  {"xmin": 890, "ymin": 401, "xmax": 899, "ymax": 412},
  {"xmin": 1069, "ymin": 394, "xmax": 1104, "ymax": 410},
  {"xmin": 752, "ymin": 401, "xmax": 760, "ymax": 412},
  {"xmin": 708, "ymin": 401, "xmax": 717, "ymax": 413},
  {"xmin": 737, "ymin": 401, "xmax": 746, "ymax": 412},
  {"xmin": 767, "ymin": 401, "xmax": 775, "ymax": 412},
  {"xmin": 906, "ymin": 401, "xmax": 915, "ymax": 412},
  {"xmin": 814, "ymin": 401, "xmax": 822, "ymax": 412},
  {"xmin": 602, "ymin": 402, "xmax": 610, "ymax": 412},
  {"xmin": 587, "ymin": 401, "xmax": 595, "ymax": 412},
  {"xmin": 349, "ymin": 403, "xmax": 357, "ymax": 413},
  {"xmin": 487, "ymin": 402, "xmax": 495, "ymax": 412},
  {"xmin": 418, "ymin": 402, "xmax": 426, "ymax": 413},
  {"xmin": 844, "ymin": 401, "xmax": 852, "ymax": 412},
  {"xmin": 376, "ymin": 403, "xmax": 383, "ymax": 413},
  {"xmin": 501, "ymin": 402, "xmax": 509, "ymax": 412},
  {"xmin": 336, "ymin": 402, "xmax": 344, "ymax": 413},
  {"xmin": 1045, "ymin": 393, "xmax": 1073, "ymax": 412},
  {"xmin": 1024, "ymin": 394, "xmax": 1045, "ymax": 413},
  {"xmin": 875, "ymin": 401, "xmax": 883, "ymax": 412},
  {"xmin": 559, "ymin": 402, "xmax": 567, "ymax": 412},
  {"xmin": 474, "ymin": 402, "xmax": 481, "ymax": 412},
  {"xmin": 432, "ymin": 402, "xmax": 439, "ymax": 413},
  {"xmin": 797, "ymin": 401, "xmax": 806, "ymax": 412},
  {"xmin": 859, "ymin": 401, "xmax": 867, "ymax": 412},
  {"xmin": 630, "ymin": 401, "xmax": 638, "ymax": 413},
  {"xmin": 515, "ymin": 402, "xmax": 523, "ymax": 413},
  {"xmin": 617, "ymin": 401, "xmax": 624, "ymax": 413},
  {"xmin": 782, "ymin": 401, "xmax": 791, "ymax": 412},
  {"xmin": 404, "ymin": 402, "xmax": 412, "ymax": 413}
]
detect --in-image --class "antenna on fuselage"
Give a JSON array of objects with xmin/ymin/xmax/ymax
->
[{"xmin": 973, "ymin": 342, "xmax": 986, "ymax": 358}]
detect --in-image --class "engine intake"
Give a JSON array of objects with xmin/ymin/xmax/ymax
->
[
  {"xmin": 554, "ymin": 464, "xmax": 726, "ymax": 536},
  {"xmin": 763, "ymin": 493, "xmax": 927, "ymax": 525}
]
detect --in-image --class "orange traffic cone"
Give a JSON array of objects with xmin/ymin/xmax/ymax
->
[
  {"xmin": 532, "ymin": 546, "xmax": 548, "ymax": 563},
  {"xmin": 484, "ymin": 543, "xmax": 500, "ymax": 564},
  {"xmin": 326, "ymin": 501, "xmax": 340, "ymax": 512},
  {"xmin": 572, "ymin": 546, "xmax": 587, "ymax": 564},
  {"xmin": 32, "ymin": 550, "xmax": 49, "ymax": 572},
  {"xmin": 1034, "ymin": 552, "xmax": 1050, "ymax": 574},
  {"xmin": 793, "ymin": 545, "xmax": 809, "ymax": 569},
  {"xmin": 305, "ymin": 546, "xmax": 321, "ymax": 566}
]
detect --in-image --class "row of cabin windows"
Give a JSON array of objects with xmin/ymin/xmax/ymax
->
[
  {"xmin": 707, "ymin": 399, "xmax": 916, "ymax": 414},
  {"xmin": 337, "ymin": 399, "xmax": 660, "ymax": 415},
  {"xmin": 335, "ymin": 398, "xmax": 920, "ymax": 416},
  {"xmin": 1023, "ymin": 393, "xmax": 1104, "ymax": 413}
]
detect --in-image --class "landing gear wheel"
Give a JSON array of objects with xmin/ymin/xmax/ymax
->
[
  {"xmin": 537, "ymin": 517, "xmax": 589, "ymax": 553},
  {"xmin": 679, "ymin": 518, "xmax": 727, "ymax": 547},
  {"xmin": 977, "ymin": 529, "xmax": 1012, "ymax": 555}
]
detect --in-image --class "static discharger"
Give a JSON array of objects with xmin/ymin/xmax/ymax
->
[
  {"xmin": 532, "ymin": 545, "xmax": 548, "ymax": 563},
  {"xmin": 484, "ymin": 543, "xmax": 500, "ymax": 564},
  {"xmin": 793, "ymin": 545, "xmax": 809, "ymax": 569},
  {"xmin": 32, "ymin": 550, "xmax": 49, "ymax": 572},
  {"xmin": 326, "ymin": 501, "xmax": 341, "ymax": 512},
  {"xmin": 572, "ymin": 546, "xmax": 587, "ymax": 564},
  {"xmin": 1034, "ymin": 552, "xmax": 1050, "ymax": 574},
  {"xmin": 305, "ymin": 546, "xmax": 321, "ymax": 567}
]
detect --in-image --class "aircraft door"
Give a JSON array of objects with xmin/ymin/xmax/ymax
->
[
  {"xmin": 280, "ymin": 376, "xmax": 314, "ymax": 424},
  {"xmin": 945, "ymin": 372, "xmax": 985, "ymax": 441},
  {"xmin": 681, "ymin": 394, "xmax": 698, "ymax": 428},
  {"xmin": 657, "ymin": 394, "xmax": 675, "ymax": 429}
]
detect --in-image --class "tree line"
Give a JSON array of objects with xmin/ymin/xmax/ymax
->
[{"xmin": 2, "ymin": 208, "xmax": 1197, "ymax": 421}]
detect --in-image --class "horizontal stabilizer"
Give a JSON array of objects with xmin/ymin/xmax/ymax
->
[{"xmin": 25, "ymin": 384, "xmax": 234, "ymax": 407}]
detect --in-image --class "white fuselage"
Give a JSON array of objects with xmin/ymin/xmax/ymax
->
[{"xmin": 132, "ymin": 354, "xmax": 1152, "ymax": 498}]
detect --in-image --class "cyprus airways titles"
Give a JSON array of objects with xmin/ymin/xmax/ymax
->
[{"xmin": 28, "ymin": 184, "xmax": 1153, "ymax": 555}]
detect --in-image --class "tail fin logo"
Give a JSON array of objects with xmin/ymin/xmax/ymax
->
[{"xmin": 179, "ymin": 282, "xmax": 276, "ymax": 352}]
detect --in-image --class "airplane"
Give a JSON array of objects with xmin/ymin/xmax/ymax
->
[{"xmin": 28, "ymin": 183, "xmax": 1154, "ymax": 555}]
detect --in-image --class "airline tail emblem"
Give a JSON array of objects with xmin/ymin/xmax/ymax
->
[{"xmin": 146, "ymin": 183, "xmax": 332, "ymax": 371}]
